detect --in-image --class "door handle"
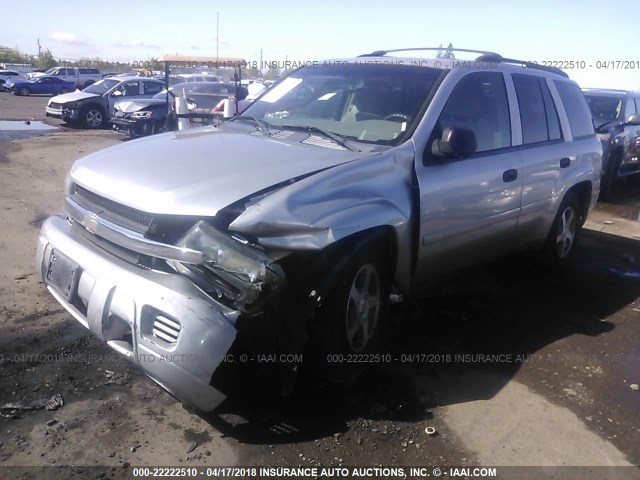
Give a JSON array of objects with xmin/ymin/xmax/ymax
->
[
  {"xmin": 560, "ymin": 157, "xmax": 571, "ymax": 168},
  {"xmin": 502, "ymin": 168, "xmax": 518, "ymax": 183}
]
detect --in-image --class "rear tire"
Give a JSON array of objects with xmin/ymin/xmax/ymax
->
[
  {"xmin": 59, "ymin": 88, "xmax": 69, "ymax": 94},
  {"xmin": 543, "ymin": 191, "xmax": 581, "ymax": 266}
]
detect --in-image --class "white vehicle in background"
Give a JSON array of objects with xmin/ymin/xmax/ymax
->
[
  {"xmin": 0, "ymin": 70, "xmax": 27, "ymax": 91},
  {"xmin": 28, "ymin": 67, "xmax": 102, "ymax": 88},
  {"xmin": 0, "ymin": 63, "xmax": 33, "ymax": 74}
]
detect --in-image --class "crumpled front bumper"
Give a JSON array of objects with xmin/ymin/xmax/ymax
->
[{"xmin": 36, "ymin": 216, "xmax": 237, "ymax": 411}]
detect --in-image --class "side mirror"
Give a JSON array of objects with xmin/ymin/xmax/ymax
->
[
  {"xmin": 626, "ymin": 114, "xmax": 640, "ymax": 126},
  {"xmin": 431, "ymin": 127, "xmax": 476, "ymax": 158}
]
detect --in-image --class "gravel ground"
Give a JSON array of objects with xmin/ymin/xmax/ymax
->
[{"xmin": 1, "ymin": 92, "xmax": 639, "ymax": 480}]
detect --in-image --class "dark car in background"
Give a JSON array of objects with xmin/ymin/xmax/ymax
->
[
  {"xmin": 7, "ymin": 76, "xmax": 76, "ymax": 96},
  {"xmin": 111, "ymin": 82, "xmax": 236, "ymax": 137},
  {"xmin": 583, "ymin": 89, "xmax": 640, "ymax": 196}
]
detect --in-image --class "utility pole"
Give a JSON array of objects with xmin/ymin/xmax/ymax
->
[
  {"xmin": 260, "ymin": 48, "xmax": 263, "ymax": 75},
  {"xmin": 216, "ymin": 11, "xmax": 219, "ymax": 78},
  {"xmin": 37, "ymin": 38, "xmax": 42, "ymax": 57}
]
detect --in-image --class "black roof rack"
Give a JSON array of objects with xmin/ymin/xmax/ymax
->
[
  {"xmin": 359, "ymin": 48, "xmax": 569, "ymax": 78},
  {"xmin": 359, "ymin": 47, "xmax": 499, "ymax": 58},
  {"xmin": 475, "ymin": 54, "xmax": 569, "ymax": 78},
  {"xmin": 581, "ymin": 87, "xmax": 629, "ymax": 93}
]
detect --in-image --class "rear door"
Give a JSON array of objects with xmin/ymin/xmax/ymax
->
[
  {"xmin": 510, "ymin": 73, "xmax": 566, "ymax": 246},
  {"xmin": 413, "ymin": 70, "xmax": 522, "ymax": 284}
]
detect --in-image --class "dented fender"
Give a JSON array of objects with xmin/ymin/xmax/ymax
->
[{"xmin": 229, "ymin": 142, "xmax": 417, "ymax": 292}]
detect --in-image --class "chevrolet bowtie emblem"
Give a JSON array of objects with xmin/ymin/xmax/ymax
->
[{"xmin": 82, "ymin": 212, "xmax": 100, "ymax": 234}]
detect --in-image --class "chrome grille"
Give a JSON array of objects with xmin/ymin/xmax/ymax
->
[
  {"xmin": 71, "ymin": 186, "xmax": 153, "ymax": 234},
  {"xmin": 152, "ymin": 315, "xmax": 181, "ymax": 344}
]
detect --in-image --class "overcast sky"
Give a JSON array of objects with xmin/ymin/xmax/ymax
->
[{"xmin": 1, "ymin": 0, "xmax": 638, "ymax": 89}]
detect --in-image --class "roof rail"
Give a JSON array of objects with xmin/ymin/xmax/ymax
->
[
  {"xmin": 358, "ymin": 47, "xmax": 500, "ymax": 58},
  {"xmin": 475, "ymin": 54, "xmax": 569, "ymax": 78},
  {"xmin": 581, "ymin": 87, "xmax": 629, "ymax": 93},
  {"xmin": 359, "ymin": 48, "xmax": 570, "ymax": 78}
]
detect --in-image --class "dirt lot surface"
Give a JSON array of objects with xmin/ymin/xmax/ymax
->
[{"xmin": 1, "ymin": 94, "xmax": 640, "ymax": 480}]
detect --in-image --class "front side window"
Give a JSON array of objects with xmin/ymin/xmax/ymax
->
[
  {"xmin": 241, "ymin": 63, "xmax": 443, "ymax": 146},
  {"xmin": 434, "ymin": 71, "xmax": 511, "ymax": 153},
  {"xmin": 115, "ymin": 81, "xmax": 140, "ymax": 96},
  {"xmin": 83, "ymin": 79, "xmax": 120, "ymax": 94}
]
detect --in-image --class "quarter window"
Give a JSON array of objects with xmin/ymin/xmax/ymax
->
[
  {"xmin": 435, "ymin": 72, "xmax": 511, "ymax": 153},
  {"xmin": 554, "ymin": 81, "xmax": 595, "ymax": 139}
]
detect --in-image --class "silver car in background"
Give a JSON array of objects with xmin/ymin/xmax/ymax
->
[{"xmin": 36, "ymin": 49, "xmax": 601, "ymax": 411}]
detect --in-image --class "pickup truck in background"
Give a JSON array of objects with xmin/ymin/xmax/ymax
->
[{"xmin": 28, "ymin": 67, "xmax": 101, "ymax": 88}]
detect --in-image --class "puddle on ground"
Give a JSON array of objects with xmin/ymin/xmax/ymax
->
[
  {"xmin": 0, "ymin": 120, "xmax": 57, "ymax": 131},
  {"xmin": 594, "ymin": 202, "xmax": 640, "ymax": 223}
]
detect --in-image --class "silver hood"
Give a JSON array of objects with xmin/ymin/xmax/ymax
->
[
  {"xmin": 50, "ymin": 90, "xmax": 98, "ymax": 104},
  {"xmin": 70, "ymin": 126, "xmax": 368, "ymax": 217},
  {"xmin": 115, "ymin": 98, "xmax": 166, "ymax": 112}
]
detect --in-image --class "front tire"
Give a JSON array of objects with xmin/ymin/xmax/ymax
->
[
  {"xmin": 544, "ymin": 191, "xmax": 581, "ymax": 265},
  {"xmin": 601, "ymin": 151, "xmax": 622, "ymax": 199},
  {"xmin": 18, "ymin": 87, "xmax": 30, "ymax": 96},
  {"xmin": 81, "ymin": 106, "xmax": 104, "ymax": 128},
  {"xmin": 311, "ymin": 236, "xmax": 391, "ymax": 382}
]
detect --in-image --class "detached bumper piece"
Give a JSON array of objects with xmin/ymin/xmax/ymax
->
[{"xmin": 37, "ymin": 216, "xmax": 237, "ymax": 411}]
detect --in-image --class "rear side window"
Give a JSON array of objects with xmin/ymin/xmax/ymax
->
[
  {"xmin": 540, "ymin": 80, "xmax": 561, "ymax": 141},
  {"xmin": 79, "ymin": 68, "xmax": 99, "ymax": 74},
  {"xmin": 636, "ymin": 98, "xmax": 640, "ymax": 115},
  {"xmin": 436, "ymin": 71, "xmax": 511, "ymax": 153},
  {"xmin": 143, "ymin": 81, "xmax": 163, "ymax": 95},
  {"xmin": 554, "ymin": 81, "xmax": 595, "ymax": 139},
  {"xmin": 513, "ymin": 74, "xmax": 547, "ymax": 144}
]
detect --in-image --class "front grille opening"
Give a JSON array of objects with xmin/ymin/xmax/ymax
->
[{"xmin": 71, "ymin": 186, "xmax": 153, "ymax": 233}]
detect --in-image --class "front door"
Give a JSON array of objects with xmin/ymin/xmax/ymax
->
[{"xmin": 413, "ymin": 71, "xmax": 522, "ymax": 285}]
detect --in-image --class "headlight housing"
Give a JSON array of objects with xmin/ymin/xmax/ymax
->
[
  {"xmin": 175, "ymin": 221, "xmax": 283, "ymax": 308},
  {"xmin": 597, "ymin": 133, "xmax": 610, "ymax": 143},
  {"xmin": 131, "ymin": 111, "xmax": 153, "ymax": 118}
]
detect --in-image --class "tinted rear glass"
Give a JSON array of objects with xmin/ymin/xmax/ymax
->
[
  {"xmin": 554, "ymin": 81, "xmax": 594, "ymax": 139},
  {"xmin": 513, "ymin": 74, "xmax": 547, "ymax": 144}
]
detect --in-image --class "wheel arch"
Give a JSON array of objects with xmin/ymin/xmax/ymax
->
[{"xmin": 566, "ymin": 180, "xmax": 593, "ymax": 226}]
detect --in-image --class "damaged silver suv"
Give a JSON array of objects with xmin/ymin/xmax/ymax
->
[{"xmin": 36, "ymin": 48, "xmax": 602, "ymax": 411}]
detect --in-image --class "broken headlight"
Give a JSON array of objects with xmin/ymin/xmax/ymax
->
[{"xmin": 176, "ymin": 221, "xmax": 283, "ymax": 307}]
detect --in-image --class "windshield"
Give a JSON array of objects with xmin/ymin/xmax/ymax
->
[
  {"xmin": 83, "ymin": 79, "xmax": 120, "ymax": 94},
  {"xmin": 240, "ymin": 63, "xmax": 443, "ymax": 145},
  {"xmin": 584, "ymin": 94, "xmax": 624, "ymax": 127},
  {"xmin": 44, "ymin": 68, "xmax": 56, "ymax": 74}
]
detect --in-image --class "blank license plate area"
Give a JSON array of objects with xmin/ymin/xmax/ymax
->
[{"xmin": 46, "ymin": 249, "xmax": 81, "ymax": 300}]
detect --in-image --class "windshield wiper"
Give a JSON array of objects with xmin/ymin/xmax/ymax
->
[
  {"xmin": 233, "ymin": 115, "xmax": 272, "ymax": 136},
  {"xmin": 279, "ymin": 125, "xmax": 359, "ymax": 152}
]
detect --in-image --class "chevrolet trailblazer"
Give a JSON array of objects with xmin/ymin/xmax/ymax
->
[{"xmin": 36, "ymin": 48, "xmax": 601, "ymax": 411}]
